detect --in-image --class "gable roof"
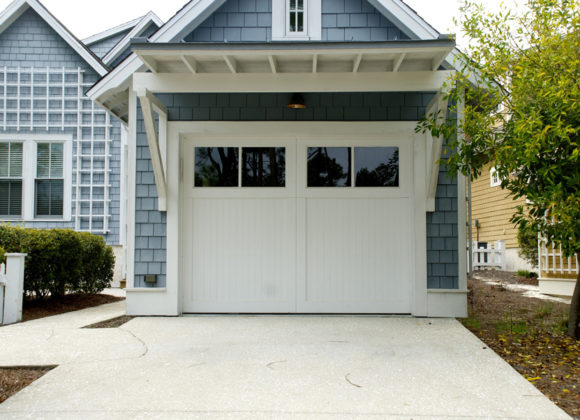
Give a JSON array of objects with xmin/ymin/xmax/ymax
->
[
  {"xmin": 0, "ymin": 0, "xmax": 109, "ymax": 76},
  {"xmin": 101, "ymin": 12, "xmax": 163, "ymax": 66},
  {"xmin": 87, "ymin": 0, "xmax": 455, "ymax": 117},
  {"xmin": 83, "ymin": 16, "xmax": 143, "ymax": 46}
]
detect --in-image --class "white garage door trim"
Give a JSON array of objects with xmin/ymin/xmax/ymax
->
[{"xmin": 164, "ymin": 122, "xmax": 429, "ymax": 315}]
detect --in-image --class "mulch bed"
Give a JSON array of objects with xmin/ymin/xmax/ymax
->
[
  {"xmin": 22, "ymin": 294, "xmax": 124, "ymax": 322},
  {"xmin": 463, "ymin": 271, "xmax": 579, "ymax": 417},
  {"xmin": 0, "ymin": 366, "xmax": 55, "ymax": 404},
  {"xmin": 83, "ymin": 315, "xmax": 135, "ymax": 329}
]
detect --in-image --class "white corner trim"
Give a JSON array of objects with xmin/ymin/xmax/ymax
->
[
  {"xmin": 83, "ymin": 16, "xmax": 143, "ymax": 45},
  {"xmin": 0, "ymin": 0, "xmax": 108, "ymax": 76},
  {"xmin": 102, "ymin": 12, "xmax": 163, "ymax": 66},
  {"xmin": 88, "ymin": 0, "xmax": 226, "ymax": 101}
]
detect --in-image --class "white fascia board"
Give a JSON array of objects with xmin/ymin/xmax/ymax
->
[
  {"xmin": 0, "ymin": 0, "xmax": 109, "ymax": 76},
  {"xmin": 87, "ymin": 0, "xmax": 226, "ymax": 101},
  {"xmin": 0, "ymin": 0, "xmax": 29, "ymax": 35},
  {"xmin": 83, "ymin": 16, "xmax": 142, "ymax": 45},
  {"xmin": 367, "ymin": 0, "xmax": 439, "ymax": 40},
  {"xmin": 102, "ymin": 12, "xmax": 164, "ymax": 66}
]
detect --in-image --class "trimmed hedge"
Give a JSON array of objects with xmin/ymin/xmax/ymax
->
[
  {"xmin": 0, "ymin": 226, "xmax": 114, "ymax": 298},
  {"xmin": 0, "ymin": 246, "xmax": 5, "ymax": 264}
]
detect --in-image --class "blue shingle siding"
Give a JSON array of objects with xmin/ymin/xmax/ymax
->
[
  {"xmin": 109, "ymin": 24, "xmax": 160, "ymax": 69},
  {"xmin": 0, "ymin": 8, "xmax": 122, "ymax": 245},
  {"xmin": 184, "ymin": 0, "xmax": 407, "ymax": 42},
  {"xmin": 133, "ymin": 92, "xmax": 459, "ymax": 290},
  {"xmin": 86, "ymin": 29, "xmax": 132, "ymax": 59}
]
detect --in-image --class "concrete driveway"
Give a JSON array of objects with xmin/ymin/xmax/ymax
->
[{"xmin": 0, "ymin": 302, "xmax": 571, "ymax": 419}]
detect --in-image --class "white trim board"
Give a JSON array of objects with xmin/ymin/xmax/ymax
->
[
  {"xmin": 132, "ymin": 71, "xmax": 454, "ymax": 94},
  {"xmin": 83, "ymin": 16, "xmax": 143, "ymax": 46},
  {"xmin": 102, "ymin": 12, "xmax": 163, "ymax": 66},
  {"xmin": 0, "ymin": 0, "xmax": 108, "ymax": 76}
]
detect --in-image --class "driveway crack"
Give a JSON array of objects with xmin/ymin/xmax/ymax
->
[
  {"xmin": 120, "ymin": 328, "xmax": 149, "ymax": 358},
  {"xmin": 345, "ymin": 373, "xmax": 362, "ymax": 388}
]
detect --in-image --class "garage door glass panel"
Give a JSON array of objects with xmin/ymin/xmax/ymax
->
[
  {"xmin": 242, "ymin": 147, "xmax": 285, "ymax": 187},
  {"xmin": 195, "ymin": 147, "xmax": 239, "ymax": 187},
  {"xmin": 355, "ymin": 147, "xmax": 399, "ymax": 187},
  {"xmin": 307, "ymin": 147, "xmax": 351, "ymax": 187}
]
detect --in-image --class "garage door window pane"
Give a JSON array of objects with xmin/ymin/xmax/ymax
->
[
  {"xmin": 195, "ymin": 147, "xmax": 239, "ymax": 187},
  {"xmin": 242, "ymin": 147, "xmax": 285, "ymax": 187},
  {"xmin": 307, "ymin": 147, "xmax": 351, "ymax": 187},
  {"xmin": 355, "ymin": 147, "xmax": 399, "ymax": 187}
]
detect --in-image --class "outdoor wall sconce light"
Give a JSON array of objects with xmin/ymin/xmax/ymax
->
[{"xmin": 287, "ymin": 93, "xmax": 307, "ymax": 109}]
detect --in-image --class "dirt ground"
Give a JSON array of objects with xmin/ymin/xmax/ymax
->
[
  {"xmin": 0, "ymin": 367, "xmax": 55, "ymax": 404},
  {"xmin": 464, "ymin": 270, "xmax": 579, "ymax": 417},
  {"xmin": 22, "ymin": 293, "xmax": 124, "ymax": 322},
  {"xmin": 84, "ymin": 315, "xmax": 134, "ymax": 329}
]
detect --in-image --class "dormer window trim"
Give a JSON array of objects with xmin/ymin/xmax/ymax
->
[{"xmin": 272, "ymin": 0, "xmax": 322, "ymax": 41}]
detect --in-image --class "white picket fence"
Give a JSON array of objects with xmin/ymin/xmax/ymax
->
[
  {"xmin": 0, "ymin": 261, "xmax": 6, "ymax": 324},
  {"xmin": 0, "ymin": 254, "xmax": 27, "ymax": 325},
  {"xmin": 471, "ymin": 241, "xmax": 506, "ymax": 271}
]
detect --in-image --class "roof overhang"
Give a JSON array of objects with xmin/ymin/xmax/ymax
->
[{"xmin": 99, "ymin": 39, "xmax": 455, "ymax": 121}]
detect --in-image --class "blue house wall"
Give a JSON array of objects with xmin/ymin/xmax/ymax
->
[
  {"xmin": 134, "ymin": 92, "xmax": 459, "ymax": 289},
  {"xmin": 0, "ymin": 8, "xmax": 122, "ymax": 245},
  {"xmin": 86, "ymin": 29, "xmax": 132, "ymax": 59},
  {"xmin": 185, "ymin": 0, "xmax": 407, "ymax": 42}
]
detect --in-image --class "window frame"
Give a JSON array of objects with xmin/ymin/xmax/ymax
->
[
  {"xmin": 490, "ymin": 167, "xmax": 501, "ymax": 187},
  {"xmin": 0, "ymin": 134, "xmax": 72, "ymax": 222},
  {"xmin": 0, "ymin": 141, "xmax": 24, "ymax": 218},
  {"xmin": 272, "ymin": 0, "xmax": 321, "ymax": 41}
]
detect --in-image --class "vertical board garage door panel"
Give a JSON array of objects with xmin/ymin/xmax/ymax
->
[
  {"xmin": 187, "ymin": 197, "xmax": 297, "ymax": 312},
  {"xmin": 300, "ymin": 198, "xmax": 411, "ymax": 313}
]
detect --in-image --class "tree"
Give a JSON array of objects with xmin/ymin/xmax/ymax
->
[{"xmin": 417, "ymin": 0, "xmax": 580, "ymax": 337}]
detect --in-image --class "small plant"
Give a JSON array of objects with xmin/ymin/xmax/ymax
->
[
  {"xmin": 517, "ymin": 224, "xmax": 539, "ymax": 268},
  {"xmin": 535, "ymin": 303, "xmax": 554, "ymax": 319},
  {"xmin": 0, "ymin": 246, "xmax": 5, "ymax": 263},
  {"xmin": 517, "ymin": 269, "xmax": 539, "ymax": 279},
  {"xmin": 462, "ymin": 315, "xmax": 482, "ymax": 331}
]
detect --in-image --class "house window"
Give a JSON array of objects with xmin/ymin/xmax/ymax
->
[
  {"xmin": 272, "ymin": 0, "xmax": 321, "ymax": 40},
  {"xmin": 288, "ymin": 0, "xmax": 306, "ymax": 33},
  {"xmin": 35, "ymin": 143, "xmax": 64, "ymax": 217},
  {"xmin": 490, "ymin": 167, "xmax": 501, "ymax": 187},
  {"xmin": 194, "ymin": 147, "xmax": 286, "ymax": 188},
  {"xmin": 307, "ymin": 147, "xmax": 399, "ymax": 188},
  {"xmin": 0, "ymin": 142, "xmax": 23, "ymax": 217},
  {"xmin": 0, "ymin": 135, "xmax": 71, "ymax": 221}
]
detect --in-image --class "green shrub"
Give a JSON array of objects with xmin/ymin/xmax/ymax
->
[
  {"xmin": 517, "ymin": 222, "xmax": 539, "ymax": 268},
  {"xmin": 0, "ymin": 225, "xmax": 114, "ymax": 298},
  {"xmin": 0, "ymin": 246, "xmax": 5, "ymax": 263},
  {"xmin": 517, "ymin": 269, "xmax": 539, "ymax": 278}
]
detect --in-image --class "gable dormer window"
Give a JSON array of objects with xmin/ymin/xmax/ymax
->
[
  {"xmin": 273, "ymin": 0, "xmax": 321, "ymax": 41},
  {"xmin": 288, "ymin": 0, "xmax": 305, "ymax": 34}
]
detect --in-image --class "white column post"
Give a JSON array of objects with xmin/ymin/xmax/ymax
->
[{"xmin": 3, "ymin": 253, "xmax": 27, "ymax": 325}]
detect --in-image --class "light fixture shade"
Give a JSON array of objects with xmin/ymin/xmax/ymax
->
[{"xmin": 288, "ymin": 93, "xmax": 307, "ymax": 109}]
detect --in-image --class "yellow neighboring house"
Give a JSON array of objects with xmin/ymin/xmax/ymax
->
[{"xmin": 471, "ymin": 164, "xmax": 577, "ymax": 297}]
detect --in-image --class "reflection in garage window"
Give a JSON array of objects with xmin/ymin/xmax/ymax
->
[
  {"xmin": 355, "ymin": 147, "xmax": 399, "ymax": 187},
  {"xmin": 194, "ymin": 147, "xmax": 239, "ymax": 187},
  {"xmin": 307, "ymin": 147, "xmax": 351, "ymax": 187},
  {"xmin": 242, "ymin": 147, "xmax": 286, "ymax": 187}
]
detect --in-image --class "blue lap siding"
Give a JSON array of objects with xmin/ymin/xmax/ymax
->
[{"xmin": 134, "ymin": 92, "xmax": 458, "ymax": 289}]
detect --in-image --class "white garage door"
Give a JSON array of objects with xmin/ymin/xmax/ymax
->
[{"xmin": 181, "ymin": 133, "xmax": 413, "ymax": 313}]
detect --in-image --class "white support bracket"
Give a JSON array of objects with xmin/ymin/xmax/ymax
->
[
  {"xmin": 136, "ymin": 89, "xmax": 168, "ymax": 212},
  {"xmin": 425, "ymin": 92, "xmax": 449, "ymax": 212}
]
